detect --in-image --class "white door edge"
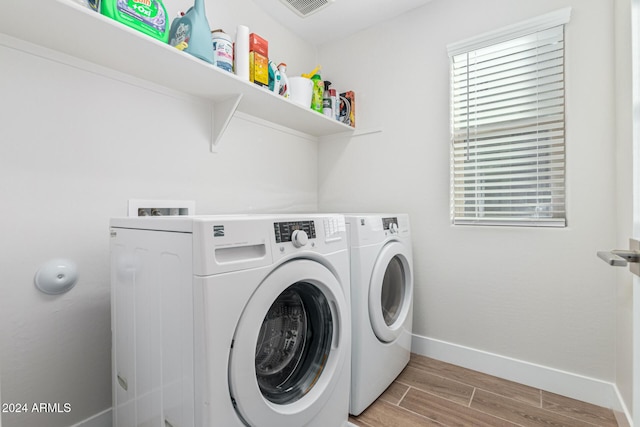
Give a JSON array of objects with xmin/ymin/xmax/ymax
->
[{"xmin": 632, "ymin": 0, "xmax": 640, "ymax": 423}]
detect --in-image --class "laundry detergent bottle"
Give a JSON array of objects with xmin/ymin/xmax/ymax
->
[
  {"xmin": 310, "ymin": 74, "xmax": 323, "ymax": 113},
  {"xmin": 169, "ymin": 0, "xmax": 214, "ymax": 64},
  {"xmin": 101, "ymin": 0, "xmax": 170, "ymax": 42},
  {"xmin": 277, "ymin": 63, "xmax": 290, "ymax": 98},
  {"xmin": 268, "ymin": 60, "xmax": 281, "ymax": 94}
]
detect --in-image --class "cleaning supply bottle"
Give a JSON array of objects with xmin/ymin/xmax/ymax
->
[
  {"xmin": 101, "ymin": 0, "xmax": 169, "ymax": 42},
  {"xmin": 330, "ymin": 88, "xmax": 338, "ymax": 120},
  {"xmin": 302, "ymin": 65, "xmax": 321, "ymax": 79},
  {"xmin": 268, "ymin": 61, "xmax": 281, "ymax": 94},
  {"xmin": 211, "ymin": 29, "xmax": 234, "ymax": 72},
  {"xmin": 277, "ymin": 63, "xmax": 290, "ymax": 98},
  {"xmin": 310, "ymin": 74, "xmax": 323, "ymax": 113},
  {"xmin": 323, "ymin": 80, "xmax": 333, "ymax": 117},
  {"xmin": 168, "ymin": 0, "xmax": 214, "ymax": 64},
  {"xmin": 72, "ymin": 0, "xmax": 99, "ymax": 11},
  {"xmin": 87, "ymin": 0, "xmax": 99, "ymax": 11}
]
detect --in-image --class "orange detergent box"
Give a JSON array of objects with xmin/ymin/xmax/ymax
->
[
  {"xmin": 339, "ymin": 91, "xmax": 356, "ymax": 128},
  {"xmin": 250, "ymin": 51, "xmax": 269, "ymax": 87},
  {"xmin": 249, "ymin": 33, "xmax": 268, "ymax": 57}
]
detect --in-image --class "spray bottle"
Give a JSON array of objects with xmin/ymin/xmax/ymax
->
[
  {"xmin": 168, "ymin": 0, "xmax": 214, "ymax": 64},
  {"xmin": 323, "ymin": 80, "xmax": 333, "ymax": 117}
]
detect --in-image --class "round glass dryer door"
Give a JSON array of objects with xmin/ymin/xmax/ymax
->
[
  {"xmin": 369, "ymin": 241, "xmax": 413, "ymax": 343},
  {"xmin": 255, "ymin": 282, "xmax": 332, "ymax": 404},
  {"xmin": 228, "ymin": 260, "xmax": 348, "ymax": 427},
  {"xmin": 381, "ymin": 255, "xmax": 406, "ymax": 326}
]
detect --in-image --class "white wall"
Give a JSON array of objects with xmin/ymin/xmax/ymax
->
[
  {"xmin": 319, "ymin": 0, "xmax": 619, "ymax": 386},
  {"xmin": 0, "ymin": 0, "xmax": 318, "ymax": 425},
  {"xmin": 1, "ymin": 0, "xmax": 631, "ymax": 424}
]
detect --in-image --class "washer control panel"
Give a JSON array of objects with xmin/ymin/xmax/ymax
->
[{"xmin": 274, "ymin": 221, "xmax": 316, "ymax": 244}]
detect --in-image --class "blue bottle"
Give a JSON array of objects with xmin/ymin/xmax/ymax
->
[{"xmin": 169, "ymin": 0, "xmax": 214, "ymax": 64}]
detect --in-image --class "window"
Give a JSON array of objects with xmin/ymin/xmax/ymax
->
[{"xmin": 448, "ymin": 9, "xmax": 571, "ymax": 227}]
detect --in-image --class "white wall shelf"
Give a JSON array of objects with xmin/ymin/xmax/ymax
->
[{"xmin": 0, "ymin": 0, "xmax": 354, "ymax": 147}]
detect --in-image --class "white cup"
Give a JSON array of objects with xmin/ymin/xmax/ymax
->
[{"xmin": 288, "ymin": 76, "xmax": 313, "ymax": 108}]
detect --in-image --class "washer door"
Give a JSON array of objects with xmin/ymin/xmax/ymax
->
[
  {"xmin": 368, "ymin": 241, "xmax": 413, "ymax": 343},
  {"xmin": 228, "ymin": 259, "xmax": 348, "ymax": 427}
]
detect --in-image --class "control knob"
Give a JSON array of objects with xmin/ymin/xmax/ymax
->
[
  {"xmin": 291, "ymin": 230, "xmax": 309, "ymax": 248},
  {"xmin": 389, "ymin": 223, "xmax": 399, "ymax": 234}
]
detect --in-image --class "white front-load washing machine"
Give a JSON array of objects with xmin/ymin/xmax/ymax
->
[
  {"xmin": 345, "ymin": 214, "xmax": 413, "ymax": 416},
  {"xmin": 110, "ymin": 214, "xmax": 351, "ymax": 427}
]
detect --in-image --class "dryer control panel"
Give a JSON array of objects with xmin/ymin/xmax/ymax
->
[
  {"xmin": 274, "ymin": 221, "xmax": 317, "ymax": 243},
  {"xmin": 382, "ymin": 217, "xmax": 398, "ymax": 230}
]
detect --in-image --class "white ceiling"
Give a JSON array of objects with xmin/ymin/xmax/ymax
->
[{"xmin": 252, "ymin": 0, "xmax": 433, "ymax": 46}]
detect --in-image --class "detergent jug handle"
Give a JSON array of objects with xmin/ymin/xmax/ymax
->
[{"xmin": 194, "ymin": 0, "xmax": 204, "ymax": 14}]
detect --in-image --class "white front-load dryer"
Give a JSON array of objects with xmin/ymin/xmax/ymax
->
[
  {"xmin": 110, "ymin": 214, "xmax": 351, "ymax": 427},
  {"xmin": 345, "ymin": 214, "xmax": 413, "ymax": 416}
]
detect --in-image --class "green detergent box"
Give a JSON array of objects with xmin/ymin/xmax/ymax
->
[{"xmin": 101, "ymin": 0, "xmax": 170, "ymax": 43}]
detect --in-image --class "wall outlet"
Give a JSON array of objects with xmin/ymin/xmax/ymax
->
[{"xmin": 128, "ymin": 200, "xmax": 196, "ymax": 217}]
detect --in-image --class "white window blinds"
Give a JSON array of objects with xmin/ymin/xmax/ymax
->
[{"xmin": 448, "ymin": 10, "xmax": 570, "ymax": 227}]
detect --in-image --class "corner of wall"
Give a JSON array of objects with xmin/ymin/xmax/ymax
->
[{"xmin": 612, "ymin": 385, "xmax": 634, "ymax": 427}]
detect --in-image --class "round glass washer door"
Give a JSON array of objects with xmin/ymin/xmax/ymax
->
[
  {"xmin": 228, "ymin": 259, "xmax": 348, "ymax": 427},
  {"xmin": 255, "ymin": 282, "xmax": 331, "ymax": 405},
  {"xmin": 368, "ymin": 241, "xmax": 413, "ymax": 343}
]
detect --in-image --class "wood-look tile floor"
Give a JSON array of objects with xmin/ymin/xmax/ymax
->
[{"xmin": 348, "ymin": 353, "xmax": 619, "ymax": 427}]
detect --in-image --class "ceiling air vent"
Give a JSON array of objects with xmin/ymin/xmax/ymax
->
[{"xmin": 279, "ymin": 0, "xmax": 336, "ymax": 17}]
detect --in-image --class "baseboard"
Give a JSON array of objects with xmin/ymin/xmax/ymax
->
[
  {"xmin": 612, "ymin": 384, "xmax": 633, "ymax": 427},
  {"xmin": 412, "ymin": 333, "xmax": 631, "ymax": 426},
  {"xmin": 69, "ymin": 408, "xmax": 112, "ymax": 427}
]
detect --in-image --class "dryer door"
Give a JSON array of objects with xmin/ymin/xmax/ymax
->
[
  {"xmin": 368, "ymin": 241, "xmax": 413, "ymax": 343},
  {"xmin": 228, "ymin": 259, "xmax": 348, "ymax": 427}
]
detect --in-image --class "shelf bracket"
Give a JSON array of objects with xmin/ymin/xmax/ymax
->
[{"xmin": 211, "ymin": 94, "xmax": 243, "ymax": 153}]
